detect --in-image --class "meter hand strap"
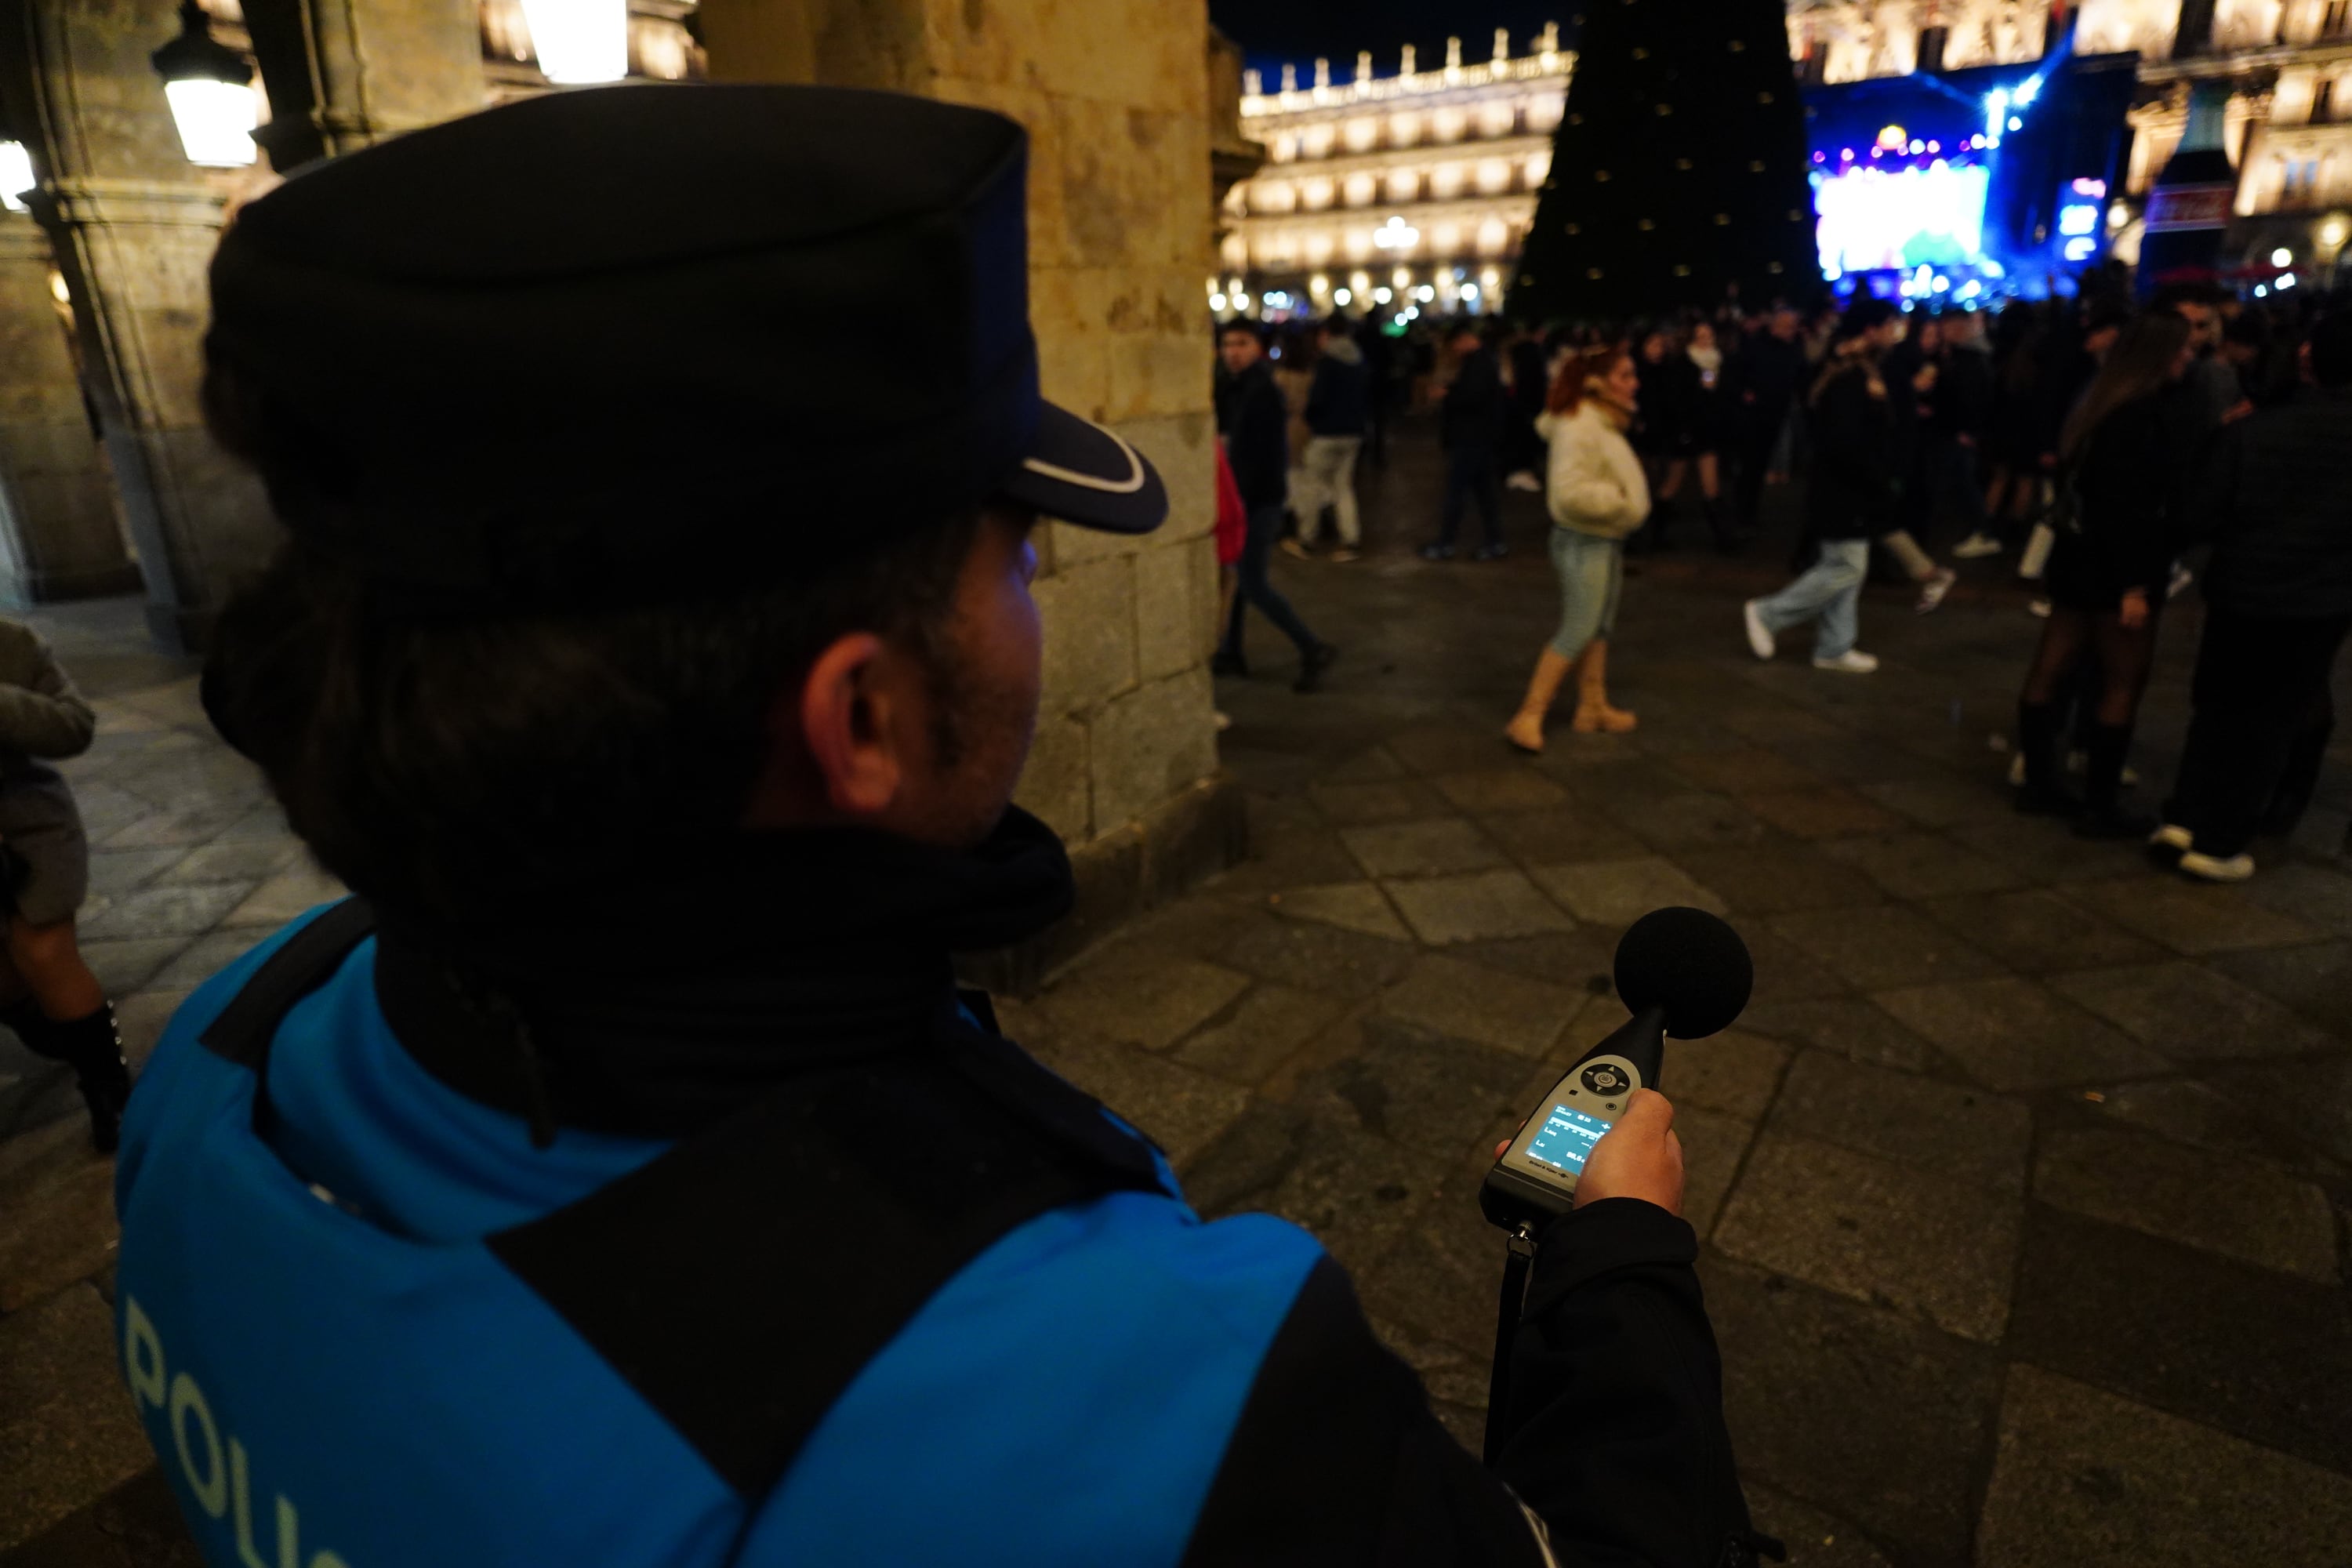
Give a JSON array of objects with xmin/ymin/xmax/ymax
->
[{"xmin": 1482, "ymin": 1223, "xmax": 1538, "ymax": 1467}]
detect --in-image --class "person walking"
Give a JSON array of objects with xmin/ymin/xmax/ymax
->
[
  {"xmin": 1506, "ymin": 347, "xmax": 1650, "ymax": 753},
  {"xmin": 1877, "ymin": 317, "xmax": 1961, "ymax": 613},
  {"xmin": 1504, "ymin": 325, "xmax": 1551, "ymax": 492},
  {"xmin": 1217, "ymin": 321, "xmax": 1340, "ymax": 691},
  {"xmin": 1677, "ymin": 321, "xmax": 1736, "ymax": 550},
  {"xmin": 1627, "ymin": 328, "xmax": 1689, "ymax": 553},
  {"xmin": 2013, "ymin": 314, "xmax": 2199, "ymax": 836},
  {"xmin": 1740, "ymin": 299, "xmax": 1904, "ymax": 675},
  {"xmin": 1729, "ymin": 308, "xmax": 1806, "ymax": 539},
  {"xmin": 2154, "ymin": 312, "xmax": 2352, "ymax": 880},
  {"xmin": 1424, "ymin": 322, "xmax": 1508, "ymax": 561},
  {"xmin": 1287, "ymin": 315, "xmax": 1367, "ymax": 562},
  {"xmin": 0, "ymin": 618, "xmax": 126, "ymax": 1151}
]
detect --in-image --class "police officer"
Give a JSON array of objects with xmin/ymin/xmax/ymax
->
[{"xmin": 118, "ymin": 85, "xmax": 1768, "ymax": 1566}]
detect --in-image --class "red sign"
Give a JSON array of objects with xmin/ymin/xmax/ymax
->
[{"xmin": 2144, "ymin": 183, "xmax": 2235, "ymax": 233}]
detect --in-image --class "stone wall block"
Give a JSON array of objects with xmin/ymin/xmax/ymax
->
[
  {"xmin": 1134, "ymin": 531, "xmax": 1212, "ymax": 682},
  {"xmin": 1047, "ymin": 410, "xmax": 1213, "ymax": 572},
  {"xmin": 1088, "ymin": 664, "xmax": 1218, "ymax": 832},
  {"xmin": 1033, "ymin": 554, "xmax": 1138, "ymax": 714},
  {"xmin": 1014, "ymin": 711, "xmax": 1091, "ymax": 843}
]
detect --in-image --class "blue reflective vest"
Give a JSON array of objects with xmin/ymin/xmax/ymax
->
[{"xmin": 114, "ymin": 907, "xmax": 1328, "ymax": 1567}]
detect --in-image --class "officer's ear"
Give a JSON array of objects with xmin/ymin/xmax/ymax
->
[{"xmin": 741, "ymin": 631, "xmax": 910, "ymax": 828}]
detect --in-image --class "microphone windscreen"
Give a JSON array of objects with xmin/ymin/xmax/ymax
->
[{"xmin": 1614, "ymin": 908, "xmax": 1753, "ymax": 1040}]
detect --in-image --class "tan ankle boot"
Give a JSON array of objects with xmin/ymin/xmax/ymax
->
[
  {"xmin": 1570, "ymin": 639, "xmax": 1637, "ymax": 734},
  {"xmin": 1505, "ymin": 648, "xmax": 1577, "ymax": 754}
]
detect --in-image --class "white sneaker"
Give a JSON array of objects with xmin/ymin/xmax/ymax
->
[
  {"xmin": 2027, "ymin": 598, "xmax": 2053, "ymax": 619},
  {"xmin": 2178, "ymin": 850, "xmax": 2254, "ymax": 883},
  {"xmin": 1742, "ymin": 601, "xmax": 1776, "ymax": 661},
  {"xmin": 1813, "ymin": 649, "xmax": 1880, "ymax": 673},
  {"xmin": 1279, "ymin": 538, "xmax": 1312, "ymax": 561},
  {"xmin": 1951, "ymin": 532, "xmax": 2005, "ymax": 560},
  {"xmin": 1916, "ymin": 568, "xmax": 1958, "ymax": 614},
  {"xmin": 1505, "ymin": 470, "xmax": 1543, "ymax": 492},
  {"xmin": 2167, "ymin": 562, "xmax": 2194, "ymax": 601},
  {"xmin": 2148, "ymin": 824, "xmax": 2192, "ymax": 852}
]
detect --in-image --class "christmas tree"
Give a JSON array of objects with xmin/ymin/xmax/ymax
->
[{"xmin": 1512, "ymin": 2, "xmax": 1822, "ymax": 321}]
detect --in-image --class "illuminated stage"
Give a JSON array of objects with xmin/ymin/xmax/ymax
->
[{"xmin": 1802, "ymin": 50, "xmax": 2139, "ymax": 303}]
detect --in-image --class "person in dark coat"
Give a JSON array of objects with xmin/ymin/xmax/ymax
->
[
  {"xmin": 0, "ymin": 618, "xmax": 125, "ymax": 1150},
  {"xmin": 1728, "ymin": 309, "xmax": 1807, "ymax": 537},
  {"xmin": 2156, "ymin": 312, "xmax": 2352, "ymax": 880},
  {"xmin": 1216, "ymin": 321, "xmax": 1338, "ymax": 691},
  {"xmin": 1740, "ymin": 300, "xmax": 1904, "ymax": 673},
  {"xmin": 2014, "ymin": 314, "xmax": 2201, "ymax": 836},
  {"xmin": 1425, "ymin": 323, "xmax": 1509, "ymax": 561},
  {"xmin": 1504, "ymin": 327, "xmax": 1552, "ymax": 492}
]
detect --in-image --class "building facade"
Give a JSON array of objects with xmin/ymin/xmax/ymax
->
[
  {"xmin": 1790, "ymin": 0, "xmax": 2352, "ymax": 273},
  {"xmin": 1223, "ymin": 27, "xmax": 1571, "ymax": 320},
  {"xmin": 1228, "ymin": 2, "xmax": 2351, "ymax": 317}
]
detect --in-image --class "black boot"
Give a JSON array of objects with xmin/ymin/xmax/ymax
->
[
  {"xmin": 2075, "ymin": 724, "xmax": 2155, "ymax": 840},
  {"xmin": 2014, "ymin": 702, "xmax": 2075, "ymax": 815},
  {"xmin": 6, "ymin": 1000, "xmax": 130, "ymax": 1154}
]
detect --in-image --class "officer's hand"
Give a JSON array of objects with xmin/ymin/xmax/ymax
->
[{"xmin": 1573, "ymin": 1090, "xmax": 1684, "ymax": 1216}]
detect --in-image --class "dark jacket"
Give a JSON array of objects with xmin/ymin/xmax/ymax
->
[
  {"xmin": 1806, "ymin": 358, "xmax": 1899, "ymax": 542},
  {"xmin": 1217, "ymin": 358, "xmax": 1290, "ymax": 509},
  {"xmin": 1730, "ymin": 333, "xmax": 1806, "ymax": 426},
  {"xmin": 0, "ymin": 619, "xmax": 96, "ymax": 841},
  {"xmin": 1443, "ymin": 346, "xmax": 1507, "ymax": 455},
  {"xmin": 123, "ymin": 898, "xmax": 1769, "ymax": 1568},
  {"xmin": 2192, "ymin": 387, "xmax": 2352, "ymax": 619},
  {"xmin": 1305, "ymin": 338, "xmax": 1370, "ymax": 437},
  {"xmin": 1930, "ymin": 342, "xmax": 1994, "ymax": 440},
  {"xmin": 2053, "ymin": 387, "xmax": 2202, "ymax": 604}
]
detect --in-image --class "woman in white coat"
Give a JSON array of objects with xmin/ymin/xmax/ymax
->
[{"xmin": 1505, "ymin": 347, "xmax": 1650, "ymax": 753}]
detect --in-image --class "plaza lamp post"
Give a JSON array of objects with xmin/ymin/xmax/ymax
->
[{"xmin": 150, "ymin": 2, "xmax": 259, "ymax": 168}]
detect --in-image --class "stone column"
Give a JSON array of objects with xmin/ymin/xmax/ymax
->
[
  {"xmin": 238, "ymin": 0, "xmax": 484, "ymax": 171},
  {"xmin": 0, "ymin": 0, "xmax": 274, "ymax": 649},
  {"xmin": 0, "ymin": 209, "xmax": 140, "ymax": 606},
  {"xmin": 704, "ymin": 0, "xmax": 1241, "ymax": 978}
]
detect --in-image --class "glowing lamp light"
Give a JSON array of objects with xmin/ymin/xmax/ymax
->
[
  {"xmin": 519, "ymin": 0, "xmax": 630, "ymax": 85},
  {"xmin": 2063, "ymin": 238, "xmax": 2097, "ymax": 261},
  {"xmin": 1462, "ymin": 282, "xmax": 1481, "ymax": 300},
  {"xmin": 2014, "ymin": 74, "xmax": 2043, "ymax": 106},
  {"xmin": 2321, "ymin": 216, "xmax": 2351, "ymax": 249},
  {"xmin": 2256, "ymin": 284, "xmax": 2270, "ymax": 297},
  {"xmin": 2277, "ymin": 273, "xmax": 2298, "ymax": 290},
  {"xmin": 1877, "ymin": 125, "xmax": 1907, "ymax": 152},
  {"xmin": 2009, "ymin": 117, "xmax": 2024, "ymax": 132},
  {"xmin": 1209, "ymin": 293, "xmax": 1228, "ymax": 311},
  {"xmin": 0, "ymin": 141, "xmax": 32, "ymax": 212},
  {"xmin": 2271, "ymin": 246, "xmax": 2294, "ymax": 267},
  {"xmin": 1373, "ymin": 285, "xmax": 1393, "ymax": 303},
  {"xmin": 150, "ymin": 2, "xmax": 258, "ymax": 168},
  {"xmin": 1334, "ymin": 287, "xmax": 1353, "ymax": 305},
  {"xmin": 1373, "ymin": 215, "xmax": 1420, "ymax": 251},
  {"xmin": 1234, "ymin": 292, "xmax": 1252, "ymax": 310}
]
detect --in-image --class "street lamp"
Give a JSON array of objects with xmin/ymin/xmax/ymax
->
[
  {"xmin": 151, "ymin": 2, "xmax": 258, "ymax": 168},
  {"xmin": 521, "ymin": 0, "xmax": 631, "ymax": 85},
  {"xmin": 0, "ymin": 141, "xmax": 32, "ymax": 212}
]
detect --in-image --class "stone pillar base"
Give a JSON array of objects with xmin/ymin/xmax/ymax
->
[{"xmin": 958, "ymin": 771, "xmax": 1248, "ymax": 997}]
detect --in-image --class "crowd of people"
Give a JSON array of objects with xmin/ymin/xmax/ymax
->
[{"xmin": 1213, "ymin": 278, "xmax": 2352, "ymax": 887}]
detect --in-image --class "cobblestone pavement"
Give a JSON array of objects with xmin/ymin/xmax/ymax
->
[{"xmin": 4, "ymin": 424, "xmax": 2350, "ymax": 1566}]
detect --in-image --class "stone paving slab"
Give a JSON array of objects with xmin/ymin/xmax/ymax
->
[
  {"xmin": 0, "ymin": 1287, "xmax": 153, "ymax": 1554},
  {"xmin": 1974, "ymin": 1366, "xmax": 2352, "ymax": 1568}
]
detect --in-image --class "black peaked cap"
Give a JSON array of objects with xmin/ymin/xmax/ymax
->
[{"xmin": 209, "ymin": 83, "xmax": 1165, "ymax": 612}]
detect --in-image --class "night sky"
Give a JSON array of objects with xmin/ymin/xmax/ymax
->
[{"xmin": 1208, "ymin": 1, "xmax": 1584, "ymax": 78}]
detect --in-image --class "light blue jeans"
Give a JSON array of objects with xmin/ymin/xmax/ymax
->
[
  {"xmin": 1548, "ymin": 528, "xmax": 1624, "ymax": 659},
  {"xmin": 1754, "ymin": 539, "xmax": 1869, "ymax": 659}
]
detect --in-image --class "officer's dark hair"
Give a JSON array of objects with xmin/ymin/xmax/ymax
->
[
  {"xmin": 201, "ymin": 360, "xmax": 982, "ymax": 927},
  {"xmin": 1218, "ymin": 318, "xmax": 1269, "ymax": 347}
]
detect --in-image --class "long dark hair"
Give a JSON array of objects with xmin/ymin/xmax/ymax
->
[{"xmin": 2060, "ymin": 314, "xmax": 2191, "ymax": 460}]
